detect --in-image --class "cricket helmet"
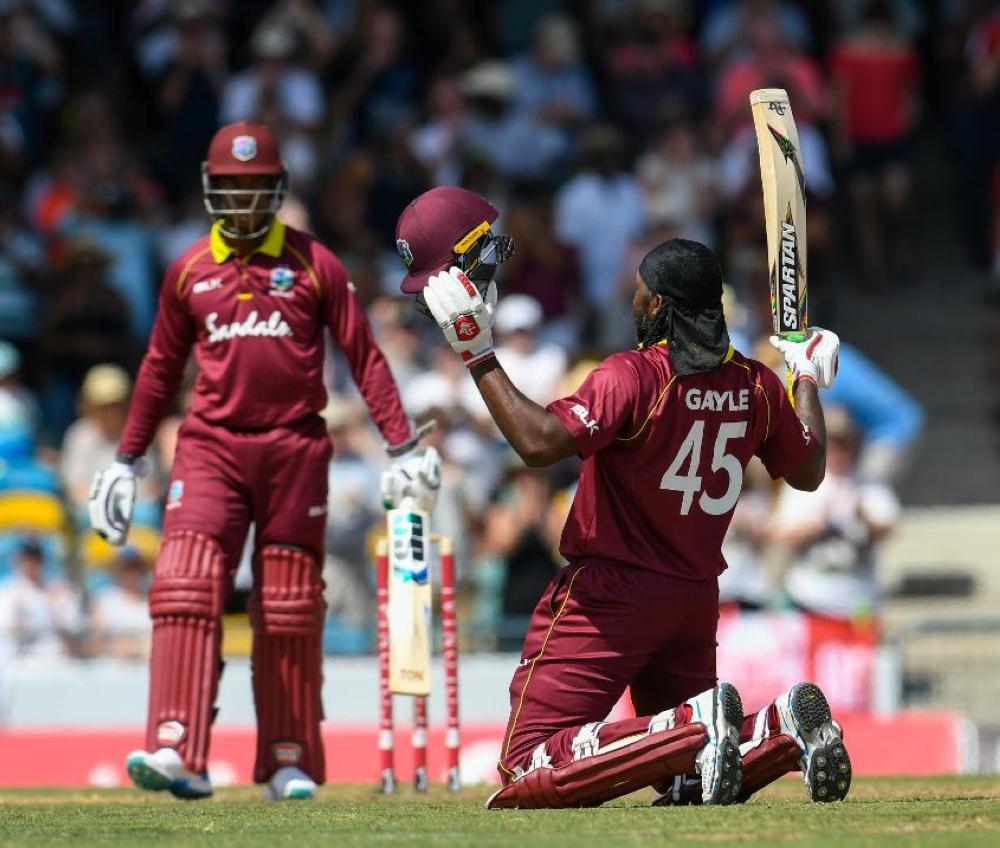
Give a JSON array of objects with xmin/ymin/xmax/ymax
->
[
  {"xmin": 395, "ymin": 186, "xmax": 514, "ymax": 301},
  {"xmin": 202, "ymin": 121, "xmax": 288, "ymax": 240}
]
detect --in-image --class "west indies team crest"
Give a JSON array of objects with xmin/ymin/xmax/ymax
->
[
  {"xmin": 396, "ymin": 238, "xmax": 414, "ymax": 268},
  {"xmin": 231, "ymin": 134, "xmax": 257, "ymax": 162},
  {"xmin": 269, "ymin": 265, "xmax": 295, "ymax": 293}
]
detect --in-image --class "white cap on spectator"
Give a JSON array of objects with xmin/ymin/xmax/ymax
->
[
  {"xmin": 459, "ymin": 61, "xmax": 515, "ymax": 99},
  {"xmin": 495, "ymin": 294, "xmax": 542, "ymax": 335},
  {"xmin": 80, "ymin": 364, "xmax": 131, "ymax": 407},
  {"xmin": 321, "ymin": 393, "xmax": 354, "ymax": 431},
  {"xmin": 402, "ymin": 371, "xmax": 454, "ymax": 418}
]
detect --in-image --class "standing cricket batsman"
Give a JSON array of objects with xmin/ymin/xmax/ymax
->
[
  {"xmin": 395, "ymin": 186, "xmax": 850, "ymax": 808},
  {"xmin": 88, "ymin": 121, "xmax": 440, "ymax": 800}
]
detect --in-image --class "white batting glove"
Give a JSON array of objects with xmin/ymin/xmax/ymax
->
[
  {"xmin": 769, "ymin": 327, "xmax": 840, "ymax": 389},
  {"xmin": 88, "ymin": 459, "xmax": 143, "ymax": 545},
  {"xmin": 381, "ymin": 446, "xmax": 442, "ymax": 513},
  {"xmin": 422, "ymin": 267, "xmax": 497, "ymax": 368}
]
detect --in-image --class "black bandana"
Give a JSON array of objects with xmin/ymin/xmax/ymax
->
[{"xmin": 637, "ymin": 239, "xmax": 731, "ymax": 376}]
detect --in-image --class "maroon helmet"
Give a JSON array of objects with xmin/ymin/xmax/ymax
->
[
  {"xmin": 395, "ymin": 187, "xmax": 513, "ymax": 301},
  {"xmin": 201, "ymin": 121, "xmax": 288, "ymax": 240}
]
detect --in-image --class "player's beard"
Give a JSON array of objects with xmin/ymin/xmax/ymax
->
[{"xmin": 635, "ymin": 305, "xmax": 671, "ymax": 349}]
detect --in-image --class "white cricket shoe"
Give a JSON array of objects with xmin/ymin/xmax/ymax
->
[
  {"xmin": 776, "ymin": 682, "xmax": 852, "ymax": 802},
  {"xmin": 125, "ymin": 747, "xmax": 213, "ymax": 799},
  {"xmin": 686, "ymin": 682, "xmax": 743, "ymax": 805},
  {"xmin": 266, "ymin": 766, "xmax": 317, "ymax": 801}
]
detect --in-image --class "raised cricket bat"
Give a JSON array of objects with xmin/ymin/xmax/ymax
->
[
  {"xmin": 387, "ymin": 505, "xmax": 432, "ymax": 695},
  {"xmin": 750, "ymin": 88, "xmax": 808, "ymax": 342}
]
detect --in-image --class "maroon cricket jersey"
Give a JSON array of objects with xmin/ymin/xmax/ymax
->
[
  {"xmin": 548, "ymin": 344, "xmax": 815, "ymax": 581},
  {"xmin": 119, "ymin": 220, "xmax": 411, "ymax": 456}
]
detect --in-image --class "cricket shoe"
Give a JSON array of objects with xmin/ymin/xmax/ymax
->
[
  {"xmin": 266, "ymin": 766, "xmax": 317, "ymax": 801},
  {"xmin": 687, "ymin": 682, "xmax": 743, "ymax": 805},
  {"xmin": 776, "ymin": 682, "xmax": 852, "ymax": 802},
  {"xmin": 125, "ymin": 747, "xmax": 213, "ymax": 800},
  {"xmin": 650, "ymin": 773, "xmax": 702, "ymax": 806}
]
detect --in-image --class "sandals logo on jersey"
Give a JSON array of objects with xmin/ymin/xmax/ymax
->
[
  {"xmin": 231, "ymin": 134, "xmax": 257, "ymax": 162},
  {"xmin": 205, "ymin": 310, "xmax": 293, "ymax": 344},
  {"xmin": 166, "ymin": 479, "xmax": 184, "ymax": 510},
  {"xmin": 268, "ymin": 265, "xmax": 295, "ymax": 296},
  {"xmin": 396, "ymin": 238, "xmax": 414, "ymax": 268},
  {"xmin": 157, "ymin": 720, "xmax": 186, "ymax": 746}
]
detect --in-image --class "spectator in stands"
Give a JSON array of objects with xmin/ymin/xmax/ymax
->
[
  {"xmin": 0, "ymin": 537, "xmax": 83, "ymax": 659},
  {"xmin": 0, "ymin": 0, "xmax": 65, "ymax": 169},
  {"xmin": 87, "ymin": 545, "xmax": 152, "ymax": 660},
  {"xmin": 326, "ymin": 5, "xmax": 418, "ymax": 148},
  {"xmin": 60, "ymin": 364, "xmax": 161, "ymax": 519},
  {"xmin": 460, "ymin": 294, "xmax": 569, "ymax": 431},
  {"xmin": 0, "ymin": 342, "xmax": 40, "ymax": 444},
  {"xmin": 151, "ymin": 1, "xmax": 228, "ymax": 198},
  {"xmin": 501, "ymin": 179, "xmax": 581, "ymax": 351},
  {"xmin": 320, "ymin": 394, "xmax": 382, "ymax": 652},
  {"xmin": 699, "ymin": 0, "xmax": 813, "ymax": 67},
  {"xmin": 508, "ymin": 13, "xmax": 597, "ymax": 154},
  {"xmin": 714, "ymin": 19, "xmax": 828, "ymax": 133},
  {"xmin": 768, "ymin": 406, "xmax": 900, "ymax": 621},
  {"xmin": 831, "ymin": 0, "xmax": 921, "ymax": 288},
  {"xmin": 0, "ymin": 191, "xmax": 45, "ymax": 347},
  {"xmin": 408, "ymin": 74, "xmax": 468, "ymax": 186},
  {"xmin": 718, "ymin": 461, "xmax": 775, "ymax": 611},
  {"xmin": 554, "ymin": 124, "xmax": 647, "ymax": 353},
  {"xmin": 636, "ymin": 106, "xmax": 720, "ymax": 248},
  {"xmin": 38, "ymin": 238, "xmax": 134, "ymax": 440},
  {"xmin": 222, "ymin": 18, "xmax": 324, "ymax": 184},
  {"xmin": 600, "ymin": 0, "xmax": 703, "ymax": 140},
  {"xmin": 476, "ymin": 463, "xmax": 561, "ymax": 651},
  {"xmin": 458, "ymin": 59, "xmax": 568, "ymax": 180}
]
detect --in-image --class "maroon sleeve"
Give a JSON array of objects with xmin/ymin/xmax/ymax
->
[
  {"xmin": 319, "ymin": 247, "xmax": 412, "ymax": 448},
  {"xmin": 118, "ymin": 259, "xmax": 197, "ymax": 458},
  {"xmin": 546, "ymin": 353, "xmax": 640, "ymax": 458},
  {"xmin": 754, "ymin": 367, "xmax": 817, "ymax": 480}
]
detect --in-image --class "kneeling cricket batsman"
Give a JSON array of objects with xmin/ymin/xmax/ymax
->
[{"xmin": 393, "ymin": 186, "xmax": 850, "ymax": 808}]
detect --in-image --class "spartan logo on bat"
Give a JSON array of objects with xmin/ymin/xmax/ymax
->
[
  {"xmin": 779, "ymin": 208, "xmax": 799, "ymax": 331},
  {"xmin": 767, "ymin": 124, "xmax": 806, "ymax": 198}
]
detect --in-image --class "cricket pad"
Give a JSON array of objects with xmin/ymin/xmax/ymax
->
[
  {"xmin": 737, "ymin": 733, "xmax": 802, "ymax": 802},
  {"xmin": 249, "ymin": 545, "xmax": 326, "ymax": 783},
  {"xmin": 487, "ymin": 722, "xmax": 706, "ymax": 809},
  {"xmin": 146, "ymin": 530, "xmax": 227, "ymax": 774}
]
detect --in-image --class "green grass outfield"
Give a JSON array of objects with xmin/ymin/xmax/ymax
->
[{"xmin": 2, "ymin": 776, "xmax": 998, "ymax": 848}]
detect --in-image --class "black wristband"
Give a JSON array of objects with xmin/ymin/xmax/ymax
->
[{"xmin": 115, "ymin": 451, "xmax": 136, "ymax": 465}]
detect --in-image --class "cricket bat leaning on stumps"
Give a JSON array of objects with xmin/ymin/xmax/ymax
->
[
  {"xmin": 749, "ymin": 88, "xmax": 808, "ymax": 343},
  {"xmin": 386, "ymin": 504, "xmax": 432, "ymax": 696}
]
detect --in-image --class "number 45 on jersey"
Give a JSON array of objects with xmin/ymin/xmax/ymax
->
[{"xmin": 661, "ymin": 421, "xmax": 747, "ymax": 516}]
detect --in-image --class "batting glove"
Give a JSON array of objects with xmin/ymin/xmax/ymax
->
[
  {"xmin": 381, "ymin": 446, "xmax": 442, "ymax": 513},
  {"xmin": 423, "ymin": 267, "xmax": 497, "ymax": 368},
  {"xmin": 88, "ymin": 457, "xmax": 146, "ymax": 545},
  {"xmin": 769, "ymin": 326, "xmax": 840, "ymax": 389}
]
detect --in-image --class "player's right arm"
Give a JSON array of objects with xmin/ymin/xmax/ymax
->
[{"xmin": 90, "ymin": 259, "xmax": 197, "ymax": 545}]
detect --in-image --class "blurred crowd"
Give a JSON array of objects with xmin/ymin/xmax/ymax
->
[{"xmin": 2, "ymin": 0, "xmax": 995, "ymax": 662}]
